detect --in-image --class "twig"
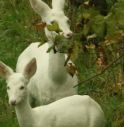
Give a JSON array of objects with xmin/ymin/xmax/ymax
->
[{"xmin": 74, "ymin": 54, "xmax": 124, "ymax": 88}]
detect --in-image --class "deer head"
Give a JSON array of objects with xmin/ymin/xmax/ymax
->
[
  {"xmin": 29, "ymin": 0, "xmax": 73, "ymax": 39},
  {"xmin": 0, "ymin": 59, "xmax": 37, "ymax": 106}
]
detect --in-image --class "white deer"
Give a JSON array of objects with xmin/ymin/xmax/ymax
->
[
  {"xmin": 16, "ymin": 0, "xmax": 78, "ymax": 106},
  {"xmin": 0, "ymin": 59, "xmax": 105, "ymax": 127}
]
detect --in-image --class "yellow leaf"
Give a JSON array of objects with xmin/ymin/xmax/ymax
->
[{"xmin": 85, "ymin": 44, "xmax": 95, "ymax": 49}]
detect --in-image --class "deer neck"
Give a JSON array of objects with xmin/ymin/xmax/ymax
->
[
  {"xmin": 48, "ymin": 41, "xmax": 67, "ymax": 84},
  {"xmin": 15, "ymin": 97, "xmax": 34, "ymax": 127}
]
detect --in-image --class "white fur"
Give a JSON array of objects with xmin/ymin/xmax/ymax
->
[
  {"xmin": 52, "ymin": 0, "xmax": 65, "ymax": 11},
  {"xmin": 0, "ymin": 63, "xmax": 105, "ymax": 127},
  {"xmin": 16, "ymin": 42, "xmax": 78, "ymax": 106},
  {"xmin": 29, "ymin": 0, "xmax": 73, "ymax": 39}
]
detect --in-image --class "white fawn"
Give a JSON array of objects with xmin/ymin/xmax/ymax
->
[{"xmin": 0, "ymin": 58, "xmax": 105, "ymax": 127}]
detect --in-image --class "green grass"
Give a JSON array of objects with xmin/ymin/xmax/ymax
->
[
  {"xmin": 0, "ymin": 0, "xmax": 124, "ymax": 127},
  {"xmin": 0, "ymin": 0, "xmax": 40, "ymax": 126}
]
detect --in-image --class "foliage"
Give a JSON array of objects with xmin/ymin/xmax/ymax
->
[
  {"xmin": 0, "ymin": 0, "xmax": 124, "ymax": 127},
  {"xmin": 68, "ymin": 1, "xmax": 124, "ymax": 127}
]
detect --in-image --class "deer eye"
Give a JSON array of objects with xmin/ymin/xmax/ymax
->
[
  {"xmin": 20, "ymin": 86, "xmax": 24, "ymax": 90},
  {"xmin": 7, "ymin": 86, "xmax": 10, "ymax": 90},
  {"xmin": 50, "ymin": 20, "xmax": 55, "ymax": 24}
]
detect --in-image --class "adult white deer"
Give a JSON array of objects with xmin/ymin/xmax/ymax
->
[
  {"xmin": 16, "ymin": 0, "xmax": 78, "ymax": 106},
  {"xmin": 0, "ymin": 59, "xmax": 105, "ymax": 127}
]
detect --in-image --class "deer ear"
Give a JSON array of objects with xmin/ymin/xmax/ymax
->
[
  {"xmin": 29, "ymin": 0, "xmax": 51, "ymax": 17},
  {"xmin": 23, "ymin": 58, "xmax": 37, "ymax": 80},
  {"xmin": 0, "ymin": 61, "xmax": 13, "ymax": 79},
  {"xmin": 52, "ymin": 0, "xmax": 65, "ymax": 11}
]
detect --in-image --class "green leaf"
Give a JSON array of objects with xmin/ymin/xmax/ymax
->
[
  {"xmin": 91, "ymin": 15, "xmax": 105, "ymax": 39},
  {"xmin": 47, "ymin": 22, "xmax": 61, "ymax": 33},
  {"xmin": 82, "ymin": 24, "xmax": 90, "ymax": 36}
]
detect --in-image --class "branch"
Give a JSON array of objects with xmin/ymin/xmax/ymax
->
[{"xmin": 74, "ymin": 53, "xmax": 124, "ymax": 88}]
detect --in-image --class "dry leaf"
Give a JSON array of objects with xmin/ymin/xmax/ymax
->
[
  {"xmin": 66, "ymin": 63, "xmax": 78, "ymax": 77},
  {"xmin": 34, "ymin": 22, "xmax": 46, "ymax": 31}
]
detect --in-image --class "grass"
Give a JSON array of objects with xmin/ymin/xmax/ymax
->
[
  {"xmin": 0, "ymin": 0, "xmax": 124, "ymax": 127},
  {"xmin": 0, "ymin": 0, "xmax": 40, "ymax": 126}
]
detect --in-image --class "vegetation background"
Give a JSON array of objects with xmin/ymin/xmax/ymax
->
[{"xmin": 0, "ymin": 0, "xmax": 124, "ymax": 127}]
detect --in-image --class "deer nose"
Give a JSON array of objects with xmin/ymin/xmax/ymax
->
[
  {"xmin": 10, "ymin": 100, "xmax": 16, "ymax": 106},
  {"xmin": 65, "ymin": 32, "xmax": 73, "ymax": 38}
]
